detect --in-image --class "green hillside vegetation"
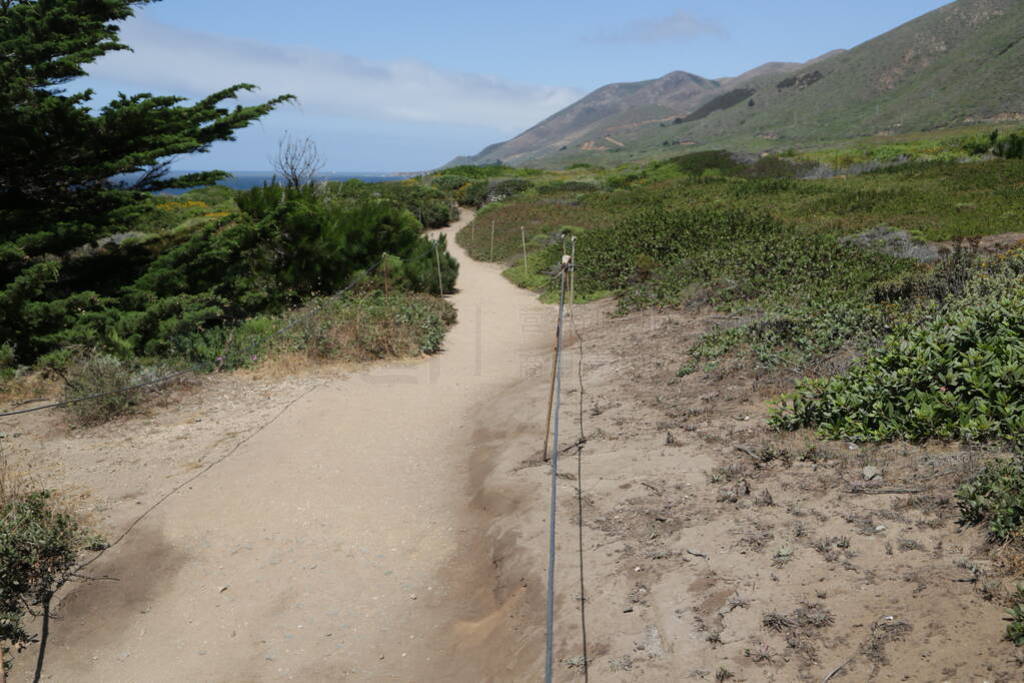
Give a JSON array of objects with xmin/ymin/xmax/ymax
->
[
  {"xmin": 446, "ymin": 137, "xmax": 1024, "ymax": 582},
  {"xmin": 2, "ymin": 177, "xmax": 459, "ymax": 376}
]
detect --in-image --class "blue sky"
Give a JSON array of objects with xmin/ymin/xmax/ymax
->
[{"xmin": 79, "ymin": 0, "xmax": 952, "ymax": 172}]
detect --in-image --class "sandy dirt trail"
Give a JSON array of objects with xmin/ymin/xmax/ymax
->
[{"xmin": 32, "ymin": 209, "xmax": 554, "ymax": 682}]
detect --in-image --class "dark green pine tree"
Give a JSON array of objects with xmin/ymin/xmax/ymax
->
[{"xmin": 0, "ymin": 0, "xmax": 293, "ymax": 362}]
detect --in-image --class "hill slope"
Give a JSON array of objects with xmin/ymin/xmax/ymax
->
[{"xmin": 453, "ymin": 0, "xmax": 1024, "ymax": 168}]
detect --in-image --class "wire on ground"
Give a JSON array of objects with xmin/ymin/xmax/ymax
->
[
  {"xmin": 544, "ymin": 251, "xmax": 569, "ymax": 683},
  {"xmin": 545, "ymin": 236, "xmax": 589, "ymax": 682},
  {"xmin": 568, "ymin": 236, "xmax": 590, "ymax": 682}
]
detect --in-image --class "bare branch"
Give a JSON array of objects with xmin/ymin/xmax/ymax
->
[{"xmin": 271, "ymin": 132, "xmax": 325, "ymax": 188}]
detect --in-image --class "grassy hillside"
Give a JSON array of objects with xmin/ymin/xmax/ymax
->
[{"xmin": 456, "ymin": 0, "xmax": 1024, "ymax": 169}]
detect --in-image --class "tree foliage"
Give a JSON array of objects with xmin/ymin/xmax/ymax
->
[{"xmin": 0, "ymin": 0, "xmax": 292, "ymax": 364}]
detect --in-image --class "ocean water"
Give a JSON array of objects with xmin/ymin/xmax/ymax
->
[{"xmin": 157, "ymin": 171, "xmax": 415, "ymax": 194}]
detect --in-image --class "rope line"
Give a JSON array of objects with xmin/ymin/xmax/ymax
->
[
  {"xmin": 0, "ymin": 370, "xmax": 193, "ymax": 418},
  {"xmin": 0, "ymin": 260, "xmax": 381, "ymax": 421},
  {"xmin": 76, "ymin": 383, "xmax": 319, "ymax": 572},
  {"xmin": 544, "ymin": 254, "xmax": 569, "ymax": 683},
  {"xmin": 568, "ymin": 237, "xmax": 590, "ymax": 682}
]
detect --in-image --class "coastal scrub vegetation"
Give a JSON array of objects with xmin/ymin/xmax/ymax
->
[
  {"xmin": 446, "ymin": 133, "xmax": 1024, "ymax": 552},
  {"xmin": 0, "ymin": 0, "xmax": 461, "ymax": 383},
  {"xmin": 772, "ymin": 249, "xmax": 1024, "ymax": 443},
  {"xmin": 0, "ymin": 3, "xmax": 464, "ymax": 674}
]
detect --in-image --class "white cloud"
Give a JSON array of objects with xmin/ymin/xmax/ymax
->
[
  {"xmin": 87, "ymin": 17, "xmax": 582, "ymax": 134},
  {"xmin": 590, "ymin": 10, "xmax": 726, "ymax": 43}
]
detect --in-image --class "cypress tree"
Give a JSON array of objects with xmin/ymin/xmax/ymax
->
[{"xmin": 0, "ymin": 0, "xmax": 292, "ymax": 362}]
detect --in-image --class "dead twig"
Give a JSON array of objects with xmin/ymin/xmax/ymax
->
[
  {"xmin": 641, "ymin": 481, "xmax": 663, "ymax": 496},
  {"xmin": 822, "ymin": 656, "xmax": 854, "ymax": 683},
  {"xmin": 846, "ymin": 487, "xmax": 924, "ymax": 495}
]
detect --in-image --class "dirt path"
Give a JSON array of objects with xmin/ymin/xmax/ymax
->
[
  {"xmin": 21, "ymin": 209, "xmax": 555, "ymax": 681},
  {"xmin": 11, "ymin": 209, "xmax": 1014, "ymax": 682}
]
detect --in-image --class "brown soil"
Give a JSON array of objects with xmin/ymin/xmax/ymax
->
[
  {"xmin": 485, "ymin": 300, "xmax": 1023, "ymax": 681},
  {"xmin": 3, "ymin": 211, "xmax": 1021, "ymax": 681}
]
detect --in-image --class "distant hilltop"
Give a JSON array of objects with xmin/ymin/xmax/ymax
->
[{"xmin": 450, "ymin": 0, "xmax": 1024, "ymax": 168}]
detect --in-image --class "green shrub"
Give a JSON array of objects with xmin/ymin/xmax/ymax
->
[
  {"xmin": 435, "ymin": 164, "xmax": 541, "ymax": 180},
  {"xmin": 0, "ymin": 343, "xmax": 14, "ymax": 384},
  {"xmin": 1, "ymin": 487, "xmax": 95, "ymax": 675},
  {"xmin": 745, "ymin": 155, "xmax": 817, "ymax": 179},
  {"xmin": 455, "ymin": 180, "xmax": 489, "ymax": 207},
  {"xmin": 772, "ymin": 251, "xmax": 1024, "ymax": 442},
  {"xmin": 489, "ymin": 179, "xmax": 533, "ymax": 200},
  {"xmin": 1005, "ymin": 586, "xmax": 1024, "ymax": 645},
  {"xmin": 9, "ymin": 187, "xmax": 459, "ymax": 368},
  {"xmin": 512, "ymin": 205, "xmax": 909, "ymax": 368},
  {"xmin": 432, "ymin": 175, "xmax": 470, "ymax": 192},
  {"xmin": 272, "ymin": 292, "xmax": 456, "ymax": 360},
  {"xmin": 537, "ymin": 181, "xmax": 599, "ymax": 194},
  {"xmin": 957, "ymin": 458, "xmax": 1024, "ymax": 542},
  {"xmin": 236, "ymin": 182, "xmax": 314, "ymax": 220},
  {"xmin": 435, "ymin": 164, "xmax": 510, "ymax": 179},
  {"xmin": 60, "ymin": 353, "xmax": 144, "ymax": 425},
  {"xmin": 359, "ymin": 181, "xmax": 455, "ymax": 229},
  {"xmin": 993, "ymin": 132, "xmax": 1024, "ymax": 160},
  {"xmin": 668, "ymin": 150, "xmax": 744, "ymax": 176},
  {"xmin": 237, "ymin": 180, "xmax": 456, "ymax": 231}
]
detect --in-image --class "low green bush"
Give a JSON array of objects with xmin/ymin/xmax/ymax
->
[
  {"xmin": 957, "ymin": 458, "xmax": 1024, "ymax": 543},
  {"xmin": 271, "ymin": 292, "xmax": 456, "ymax": 360},
  {"xmin": 1005, "ymin": 586, "xmax": 1024, "ymax": 645},
  {"xmin": 489, "ymin": 179, "xmax": 533, "ymax": 201},
  {"xmin": 1, "ymin": 486, "xmax": 96, "ymax": 674},
  {"xmin": 537, "ymin": 181, "xmax": 599, "ymax": 194},
  {"xmin": 994, "ymin": 132, "xmax": 1024, "ymax": 159},
  {"xmin": 432, "ymin": 175, "xmax": 470, "ymax": 192},
  {"xmin": 668, "ymin": 150, "xmax": 744, "ymax": 176},
  {"xmin": 454, "ymin": 180, "xmax": 489, "ymax": 207},
  {"xmin": 60, "ymin": 353, "xmax": 139, "ymax": 424},
  {"xmin": 435, "ymin": 164, "xmax": 542, "ymax": 180},
  {"xmin": 772, "ymin": 249, "xmax": 1024, "ymax": 442},
  {"xmin": 56, "ymin": 353, "xmax": 184, "ymax": 425}
]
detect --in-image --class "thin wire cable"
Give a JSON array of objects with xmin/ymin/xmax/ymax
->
[
  {"xmin": 0, "ymin": 370, "xmax": 193, "ymax": 418},
  {"xmin": 568, "ymin": 238, "xmax": 589, "ymax": 682},
  {"xmin": 545, "ymin": 259, "xmax": 569, "ymax": 683},
  {"xmin": 77, "ymin": 383, "xmax": 319, "ymax": 573},
  {"xmin": 542, "ymin": 239, "xmax": 570, "ymax": 461}
]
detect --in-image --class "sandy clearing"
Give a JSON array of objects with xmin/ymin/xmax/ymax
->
[{"xmin": 12, "ymin": 209, "xmax": 557, "ymax": 682}]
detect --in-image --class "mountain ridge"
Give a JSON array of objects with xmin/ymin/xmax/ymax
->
[{"xmin": 450, "ymin": 0, "xmax": 1023, "ymax": 168}]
